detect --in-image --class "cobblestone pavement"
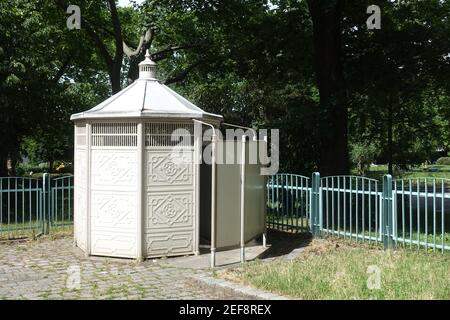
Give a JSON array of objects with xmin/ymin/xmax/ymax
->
[{"xmin": 0, "ymin": 236, "xmax": 247, "ymax": 300}]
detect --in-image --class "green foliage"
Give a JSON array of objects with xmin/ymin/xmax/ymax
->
[
  {"xmin": 363, "ymin": 164, "xmax": 450, "ymax": 180},
  {"xmin": 143, "ymin": 0, "xmax": 318, "ymax": 173},
  {"xmin": 0, "ymin": 0, "xmax": 109, "ymax": 175},
  {"xmin": 20, "ymin": 137, "xmax": 44, "ymax": 165},
  {"xmin": 150, "ymin": 0, "xmax": 449, "ymax": 174},
  {"xmin": 15, "ymin": 163, "xmax": 48, "ymax": 177},
  {"xmin": 0, "ymin": 0, "xmax": 448, "ymax": 176},
  {"xmin": 345, "ymin": 0, "xmax": 450, "ymax": 170},
  {"xmin": 436, "ymin": 157, "xmax": 450, "ymax": 166},
  {"xmin": 350, "ymin": 142, "xmax": 377, "ymax": 175}
]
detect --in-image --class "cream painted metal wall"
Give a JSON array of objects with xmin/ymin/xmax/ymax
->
[
  {"xmin": 74, "ymin": 123, "xmax": 87, "ymax": 251},
  {"xmin": 73, "ymin": 121, "xmax": 265, "ymax": 260},
  {"xmin": 215, "ymin": 147, "xmax": 241, "ymax": 248},
  {"xmin": 74, "ymin": 121, "xmax": 198, "ymax": 259},
  {"xmin": 144, "ymin": 122, "xmax": 196, "ymax": 257},
  {"xmin": 215, "ymin": 140, "xmax": 266, "ymax": 249},
  {"xmin": 243, "ymin": 146, "xmax": 266, "ymax": 242},
  {"xmin": 89, "ymin": 123, "xmax": 139, "ymax": 258},
  {"xmin": 89, "ymin": 149, "xmax": 138, "ymax": 258}
]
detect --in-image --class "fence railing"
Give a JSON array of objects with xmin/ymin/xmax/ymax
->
[
  {"xmin": 0, "ymin": 174, "xmax": 73, "ymax": 240},
  {"xmin": 320, "ymin": 175, "xmax": 381, "ymax": 243},
  {"xmin": 2, "ymin": 171, "xmax": 448, "ymax": 253},
  {"xmin": 267, "ymin": 172, "xmax": 450, "ymax": 253},
  {"xmin": 393, "ymin": 177, "xmax": 450, "ymax": 252},
  {"xmin": 50, "ymin": 175, "xmax": 74, "ymax": 229},
  {"xmin": 267, "ymin": 174, "xmax": 310, "ymax": 232}
]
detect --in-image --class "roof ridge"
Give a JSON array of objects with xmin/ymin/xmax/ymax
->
[{"xmin": 141, "ymin": 81, "xmax": 147, "ymax": 113}]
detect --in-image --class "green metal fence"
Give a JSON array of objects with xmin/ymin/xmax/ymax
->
[
  {"xmin": 50, "ymin": 175, "xmax": 74, "ymax": 229},
  {"xmin": 320, "ymin": 175, "xmax": 381, "ymax": 243},
  {"xmin": 393, "ymin": 177, "xmax": 450, "ymax": 252},
  {"xmin": 2, "ymin": 170, "xmax": 448, "ymax": 252},
  {"xmin": 267, "ymin": 172, "xmax": 450, "ymax": 253},
  {"xmin": 0, "ymin": 177, "xmax": 43, "ymax": 239},
  {"xmin": 0, "ymin": 174, "xmax": 73, "ymax": 239},
  {"xmin": 266, "ymin": 174, "xmax": 310, "ymax": 232}
]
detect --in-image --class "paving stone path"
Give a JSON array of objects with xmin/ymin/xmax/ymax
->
[{"xmin": 0, "ymin": 236, "xmax": 247, "ymax": 300}]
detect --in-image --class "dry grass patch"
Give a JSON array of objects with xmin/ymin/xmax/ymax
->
[{"xmin": 219, "ymin": 238, "xmax": 450, "ymax": 300}]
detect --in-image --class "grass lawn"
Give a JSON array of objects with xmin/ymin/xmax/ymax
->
[
  {"xmin": 219, "ymin": 238, "xmax": 450, "ymax": 299},
  {"xmin": 362, "ymin": 164, "xmax": 450, "ymax": 181},
  {"xmin": 0, "ymin": 223, "xmax": 73, "ymax": 241}
]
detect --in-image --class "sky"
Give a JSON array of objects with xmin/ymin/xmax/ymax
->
[{"xmin": 118, "ymin": 0, "xmax": 145, "ymax": 7}]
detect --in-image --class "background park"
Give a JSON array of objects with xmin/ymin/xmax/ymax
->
[{"xmin": 0, "ymin": 0, "xmax": 449, "ymax": 300}]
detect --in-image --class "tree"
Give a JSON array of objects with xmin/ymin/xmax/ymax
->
[
  {"xmin": 55, "ymin": 0, "xmax": 125, "ymax": 93},
  {"xmin": 0, "ymin": 0, "xmax": 108, "ymax": 175},
  {"xmin": 307, "ymin": 0, "xmax": 349, "ymax": 176},
  {"xmin": 344, "ymin": 0, "xmax": 450, "ymax": 174},
  {"xmin": 55, "ymin": 0, "xmax": 211, "ymax": 93},
  {"xmin": 2, "ymin": 0, "xmax": 449, "ymax": 177}
]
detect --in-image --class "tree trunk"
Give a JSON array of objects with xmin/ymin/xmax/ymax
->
[
  {"xmin": 49, "ymin": 158, "xmax": 54, "ymax": 173},
  {"xmin": 7, "ymin": 152, "xmax": 19, "ymax": 176},
  {"xmin": 127, "ymin": 50, "xmax": 146, "ymax": 84},
  {"xmin": 0, "ymin": 152, "xmax": 8, "ymax": 177},
  {"xmin": 307, "ymin": 0, "xmax": 349, "ymax": 176},
  {"xmin": 108, "ymin": 0, "xmax": 124, "ymax": 94},
  {"xmin": 109, "ymin": 67, "xmax": 122, "ymax": 94},
  {"xmin": 0, "ymin": 134, "xmax": 19, "ymax": 176},
  {"xmin": 387, "ymin": 98, "xmax": 393, "ymax": 175}
]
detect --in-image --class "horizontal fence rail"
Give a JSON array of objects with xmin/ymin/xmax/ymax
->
[
  {"xmin": 267, "ymin": 173, "xmax": 450, "ymax": 254},
  {"xmin": 0, "ymin": 174, "xmax": 73, "ymax": 240}
]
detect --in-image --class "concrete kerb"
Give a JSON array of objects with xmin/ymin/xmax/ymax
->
[{"xmin": 190, "ymin": 274, "xmax": 289, "ymax": 300}]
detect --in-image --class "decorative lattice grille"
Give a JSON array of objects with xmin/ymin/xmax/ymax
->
[
  {"xmin": 92, "ymin": 123, "xmax": 138, "ymax": 147},
  {"xmin": 145, "ymin": 122, "xmax": 194, "ymax": 147},
  {"xmin": 75, "ymin": 124, "xmax": 86, "ymax": 146}
]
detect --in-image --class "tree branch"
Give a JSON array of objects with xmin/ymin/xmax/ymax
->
[
  {"xmin": 84, "ymin": 23, "xmax": 114, "ymax": 71},
  {"xmin": 53, "ymin": 54, "xmax": 72, "ymax": 82},
  {"xmin": 151, "ymin": 44, "xmax": 198, "ymax": 62},
  {"xmin": 164, "ymin": 60, "xmax": 205, "ymax": 85},
  {"xmin": 123, "ymin": 28, "xmax": 154, "ymax": 57},
  {"xmin": 83, "ymin": 16, "xmax": 115, "ymax": 37}
]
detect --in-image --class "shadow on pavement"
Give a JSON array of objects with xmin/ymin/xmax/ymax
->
[{"xmin": 258, "ymin": 229, "xmax": 312, "ymax": 259}]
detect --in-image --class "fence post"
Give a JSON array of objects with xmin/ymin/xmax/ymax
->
[
  {"xmin": 382, "ymin": 174, "xmax": 395, "ymax": 249},
  {"xmin": 310, "ymin": 172, "xmax": 321, "ymax": 237},
  {"xmin": 42, "ymin": 173, "xmax": 50, "ymax": 235}
]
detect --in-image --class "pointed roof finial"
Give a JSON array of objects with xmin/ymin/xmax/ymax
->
[{"xmin": 139, "ymin": 49, "xmax": 157, "ymax": 80}]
